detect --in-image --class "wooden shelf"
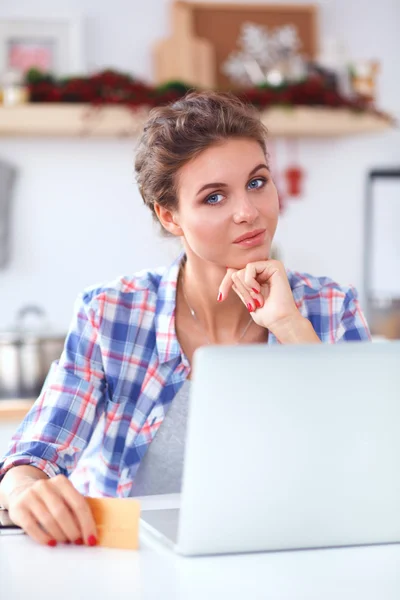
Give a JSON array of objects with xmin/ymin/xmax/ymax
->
[
  {"xmin": 0, "ymin": 104, "xmax": 393, "ymax": 138},
  {"xmin": 260, "ymin": 106, "xmax": 393, "ymax": 137},
  {"xmin": 0, "ymin": 400, "xmax": 35, "ymax": 422}
]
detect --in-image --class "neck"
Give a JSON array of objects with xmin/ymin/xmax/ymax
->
[{"xmin": 178, "ymin": 253, "xmax": 254, "ymax": 343}]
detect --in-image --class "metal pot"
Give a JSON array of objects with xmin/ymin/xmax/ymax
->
[{"xmin": 0, "ymin": 305, "xmax": 66, "ymax": 400}]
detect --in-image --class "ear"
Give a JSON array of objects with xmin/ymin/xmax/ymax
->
[{"xmin": 154, "ymin": 203, "xmax": 183, "ymax": 237}]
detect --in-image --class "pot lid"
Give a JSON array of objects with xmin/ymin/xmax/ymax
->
[{"xmin": 0, "ymin": 305, "xmax": 66, "ymax": 342}]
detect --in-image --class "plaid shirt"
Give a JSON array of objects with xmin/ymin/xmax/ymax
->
[{"xmin": 0, "ymin": 253, "xmax": 371, "ymax": 497}]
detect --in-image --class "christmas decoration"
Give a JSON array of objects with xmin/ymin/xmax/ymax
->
[
  {"xmin": 268, "ymin": 139, "xmax": 305, "ymax": 208},
  {"xmin": 349, "ymin": 61, "xmax": 380, "ymax": 104},
  {"xmin": 24, "ymin": 69, "xmax": 192, "ymax": 108},
  {"xmin": 284, "ymin": 165, "xmax": 303, "ymax": 197},
  {"xmin": 21, "ymin": 68, "xmax": 393, "ymax": 124},
  {"xmin": 222, "ymin": 22, "xmax": 307, "ymax": 87},
  {"xmin": 283, "ymin": 139, "xmax": 304, "ymax": 198},
  {"xmin": 317, "ymin": 37, "xmax": 353, "ymax": 98}
]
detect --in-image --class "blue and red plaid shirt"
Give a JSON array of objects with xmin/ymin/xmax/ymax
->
[{"xmin": 0, "ymin": 253, "xmax": 371, "ymax": 497}]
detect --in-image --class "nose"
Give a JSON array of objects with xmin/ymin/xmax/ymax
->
[{"xmin": 232, "ymin": 195, "xmax": 259, "ymax": 225}]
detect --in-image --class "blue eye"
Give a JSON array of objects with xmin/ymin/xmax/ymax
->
[
  {"xmin": 204, "ymin": 178, "xmax": 267, "ymax": 205},
  {"xmin": 248, "ymin": 177, "xmax": 266, "ymax": 190},
  {"xmin": 205, "ymin": 193, "xmax": 224, "ymax": 205}
]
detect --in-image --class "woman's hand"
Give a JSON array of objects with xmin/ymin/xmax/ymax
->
[
  {"xmin": 7, "ymin": 474, "xmax": 97, "ymax": 547},
  {"xmin": 218, "ymin": 259, "xmax": 320, "ymax": 343}
]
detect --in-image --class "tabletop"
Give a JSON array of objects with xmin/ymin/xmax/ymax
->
[{"xmin": 1, "ymin": 527, "xmax": 400, "ymax": 599}]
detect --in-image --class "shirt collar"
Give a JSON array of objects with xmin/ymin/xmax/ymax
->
[
  {"xmin": 155, "ymin": 251, "xmax": 186, "ymax": 364},
  {"xmin": 155, "ymin": 251, "xmax": 278, "ymax": 364}
]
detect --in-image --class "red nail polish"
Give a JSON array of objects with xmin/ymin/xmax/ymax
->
[
  {"xmin": 217, "ymin": 292, "xmax": 222, "ymax": 302},
  {"xmin": 88, "ymin": 535, "xmax": 97, "ymax": 547},
  {"xmin": 252, "ymin": 288, "xmax": 259, "ymax": 294},
  {"xmin": 47, "ymin": 539, "xmax": 57, "ymax": 547},
  {"xmin": 255, "ymin": 299, "xmax": 262, "ymax": 309},
  {"xmin": 64, "ymin": 540, "xmax": 71, "ymax": 545},
  {"xmin": 74, "ymin": 538, "xmax": 84, "ymax": 545},
  {"xmin": 247, "ymin": 303, "xmax": 253, "ymax": 312}
]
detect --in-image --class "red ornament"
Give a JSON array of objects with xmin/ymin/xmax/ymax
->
[{"xmin": 284, "ymin": 166, "xmax": 304, "ymax": 197}]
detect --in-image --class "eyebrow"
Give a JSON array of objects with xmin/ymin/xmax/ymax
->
[{"xmin": 196, "ymin": 163, "xmax": 269, "ymax": 197}]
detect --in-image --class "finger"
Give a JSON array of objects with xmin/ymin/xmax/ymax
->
[
  {"xmin": 245, "ymin": 278, "xmax": 265, "ymax": 308},
  {"xmin": 218, "ymin": 268, "xmax": 237, "ymax": 302},
  {"xmin": 231, "ymin": 275, "xmax": 255, "ymax": 312},
  {"xmin": 232, "ymin": 283, "xmax": 262, "ymax": 312},
  {"xmin": 28, "ymin": 488, "xmax": 68, "ymax": 543},
  {"xmin": 235, "ymin": 272, "xmax": 264, "ymax": 311},
  {"xmin": 16, "ymin": 509, "xmax": 55, "ymax": 546},
  {"xmin": 33, "ymin": 481, "xmax": 81, "ymax": 543},
  {"xmin": 244, "ymin": 260, "xmax": 282, "ymax": 286},
  {"xmin": 244, "ymin": 263, "xmax": 262, "ymax": 294},
  {"xmin": 51, "ymin": 476, "xmax": 97, "ymax": 545},
  {"xmin": 244, "ymin": 263, "xmax": 265, "ymax": 305}
]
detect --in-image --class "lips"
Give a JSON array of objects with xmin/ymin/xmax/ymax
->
[{"xmin": 233, "ymin": 228, "xmax": 266, "ymax": 244}]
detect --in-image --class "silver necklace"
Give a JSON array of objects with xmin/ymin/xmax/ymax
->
[{"xmin": 180, "ymin": 272, "xmax": 254, "ymax": 346}]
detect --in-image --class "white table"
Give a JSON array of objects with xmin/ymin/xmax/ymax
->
[{"xmin": 1, "ymin": 527, "xmax": 400, "ymax": 599}]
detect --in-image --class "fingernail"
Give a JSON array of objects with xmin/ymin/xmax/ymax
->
[
  {"xmin": 255, "ymin": 299, "xmax": 262, "ymax": 309},
  {"xmin": 64, "ymin": 540, "xmax": 71, "ymax": 545},
  {"xmin": 217, "ymin": 292, "xmax": 222, "ymax": 302},
  {"xmin": 47, "ymin": 539, "xmax": 57, "ymax": 547},
  {"xmin": 88, "ymin": 535, "xmax": 97, "ymax": 547},
  {"xmin": 74, "ymin": 538, "xmax": 84, "ymax": 545},
  {"xmin": 251, "ymin": 288, "xmax": 259, "ymax": 294},
  {"xmin": 247, "ymin": 303, "xmax": 253, "ymax": 312}
]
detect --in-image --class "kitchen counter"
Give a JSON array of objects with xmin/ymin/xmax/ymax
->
[
  {"xmin": 0, "ymin": 399, "xmax": 34, "ymax": 421},
  {"xmin": 0, "ymin": 400, "xmax": 34, "ymax": 455}
]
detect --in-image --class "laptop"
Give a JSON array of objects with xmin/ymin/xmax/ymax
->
[{"xmin": 140, "ymin": 340, "xmax": 400, "ymax": 556}]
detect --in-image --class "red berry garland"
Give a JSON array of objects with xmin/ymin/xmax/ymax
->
[{"xmin": 24, "ymin": 68, "xmax": 394, "ymax": 123}]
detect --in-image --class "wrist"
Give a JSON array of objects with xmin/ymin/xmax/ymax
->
[
  {"xmin": 269, "ymin": 313, "xmax": 321, "ymax": 344},
  {"xmin": 1, "ymin": 477, "xmax": 35, "ymax": 508},
  {"xmin": 0, "ymin": 466, "xmax": 48, "ymax": 508}
]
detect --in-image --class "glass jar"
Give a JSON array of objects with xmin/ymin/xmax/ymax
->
[{"xmin": 1, "ymin": 69, "xmax": 30, "ymax": 106}]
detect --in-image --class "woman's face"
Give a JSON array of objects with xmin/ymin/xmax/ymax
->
[{"xmin": 174, "ymin": 137, "xmax": 279, "ymax": 270}]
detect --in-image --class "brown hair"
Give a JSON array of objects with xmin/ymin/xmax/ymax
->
[{"xmin": 134, "ymin": 90, "xmax": 269, "ymax": 235}]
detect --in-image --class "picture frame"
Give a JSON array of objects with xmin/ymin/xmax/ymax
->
[
  {"xmin": 0, "ymin": 18, "xmax": 85, "ymax": 77},
  {"xmin": 364, "ymin": 169, "xmax": 400, "ymax": 339}
]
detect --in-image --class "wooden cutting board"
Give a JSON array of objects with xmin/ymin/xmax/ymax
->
[{"xmin": 153, "ymin": 2, "xmax": 215, "ymax": 88}]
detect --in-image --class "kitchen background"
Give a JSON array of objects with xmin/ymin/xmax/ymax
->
[{"xmin": 0, "ymin": 0, "xmax": 399, "ymax": 344}]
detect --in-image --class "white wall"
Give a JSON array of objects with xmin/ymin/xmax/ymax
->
[{"xmin": 0, "ymin": 0, "xmax": 399, "ymax": 332}]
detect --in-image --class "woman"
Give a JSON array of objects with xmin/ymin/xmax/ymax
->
[{"xmin": 0, "ymin": 91, "xmax": 370, "ymax": 547}]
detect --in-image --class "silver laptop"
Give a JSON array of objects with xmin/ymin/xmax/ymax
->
[{"xmin": 140, "ymin": 341, "xmax": 400, "ymax": 556}]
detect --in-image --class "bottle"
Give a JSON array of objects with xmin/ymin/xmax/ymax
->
[{"xmin": 1, "ymin": 69, "xmax": 29, "ymax": 107}]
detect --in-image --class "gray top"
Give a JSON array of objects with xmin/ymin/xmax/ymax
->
[{"xmin": 130, "ymin": 380, "xmax": 191, "ymax": 497}]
